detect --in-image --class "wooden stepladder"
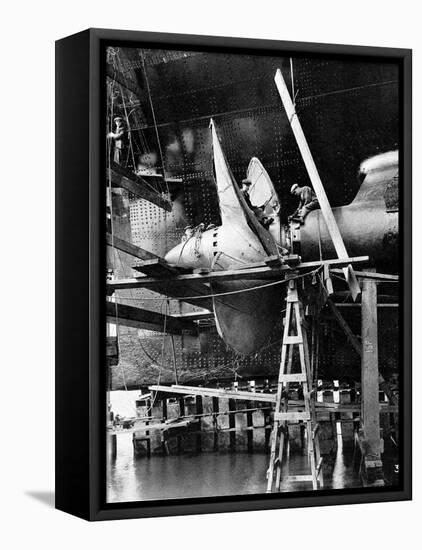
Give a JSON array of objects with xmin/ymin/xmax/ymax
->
[{"xmin": 266, "ymin": 273, "xmax": 323, "ymax": 492}]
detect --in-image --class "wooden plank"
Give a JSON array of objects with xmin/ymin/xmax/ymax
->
[
  {"xmin": 334, "ymin": 303, "xmax": 398, "ymax": 308},
  {"xmin": 288, "ymin": 475, "xmax": 313, "ymax": 482},
  {"xmin": 108, "ymin": 418, "xmax": 196, "ymax": 436},
  {"xmin": 274, "ymin": 69, "xmax": 360, "ymax": 300},
  {"xmin": 331, "ymin": 269, "xmax": 399, "ymax": 281},
  {"xmin": 172, "ymin": 311, "xmax": 215, "ymax": 321},
  {"xmin": 274, "ymin": 411, "xmax": 310, "ymax": 422},
  {"xmin": 361, "ymin": 271, "xmax": 382, "ymax": 460},
  {"xmin": 344, "ymin": 264, "xmax": 361, "ymax": 302},
  {"xmin": 107, "ymin": 255, "xmax": 369, "ymax": 291},
  {"xmin": 106, "ymin": 233, "xmax": 158, "ymax": 261},
  {"xmin": 316, "ymin": 402, "xmax": 396, "ymax": 413},
  {"xmin": 109, "ymin": 401, "xmax": 397, "ymax": 442},
  {"xmin": 284, "ymin": 336, "xmax": 303, "ymax": 345},
  {"xmin": 112, "ymin": 282, "xmax": 213, "ymax": 312},
  {"xmin": 146, "ymin": 384, "xmax": 398, "ymax": 412},
  {"xmin": 132, "ymin": 258, "xmax": 185, "ymax": 277},
  {"xmin": 109, "ymin": 161, "xmax": 172, "ymax": 211},
  {"xmin": 229, "ymin": 399, "xmax": 236, "ymax": 451},
  {"xmin": 149, "ymin": 384, "xmax": 277, "ymax": 403},
  {"xmin": 106, "ymin": 301, "xmax": 197, "ymax": 335},
  {"xmin": 279, "ymin": 373, "xmax": 307, "ymax": 383},
  {"xmin": 108, "ymin": 276, "xmax": 214, "ymax": 312}
]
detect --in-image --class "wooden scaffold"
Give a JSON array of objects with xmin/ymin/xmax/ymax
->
[{"xmin": 266, "ymin": 272, "xmax": 323, "ymax": 492}]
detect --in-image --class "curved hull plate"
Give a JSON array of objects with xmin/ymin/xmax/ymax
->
[{"xmin": 212, "ymin": 279, "xmax": 282, "ymax": 355}]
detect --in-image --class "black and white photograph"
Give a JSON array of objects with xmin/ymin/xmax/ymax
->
[
  {"xmin": 2, "ymin": 0, "xmax": 420, "ymax": 542},
  {"xmin": 105, "ymin": 42, "xmax": 404, "ymax": 505}
]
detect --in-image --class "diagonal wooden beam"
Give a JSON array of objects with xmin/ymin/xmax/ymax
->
[
  {"xmin": 106, "ymin": 233, "xmax": 158, "ymax": 261},
  {"xmin": 331, "ymin": 269, "xmax": 399, "ymax": 282},
  {"xmin": 148, "ymin": 384, "xmax": 398, "ymax": 411},
  {"xmin": 106, "ymin": 301, "xmax": 198, "ymax": 335},
  {"xmin": 149, "ymin": 384, "xmax": 277, "ymax": 403},
  {"xmin": 108, "ymin": 162, "xmax": 172, "ymax": 211},
  {"xmin": 108, "ymin": 275, "xmax": 214, "ymax": 311},
  {"xmin": 274, "ymin": 69, "xmax": 360, "ymax": 301},
  {"xmin": 326, "ymin": 297, "xmax": 398, "ymax": 405},
  {"xmin": 133, "ymin": 258, "xmax": 187, "ymax": 277},
  {"xmin": 326, "ymin": 298, "xmax": 361, "ymax": 355}
]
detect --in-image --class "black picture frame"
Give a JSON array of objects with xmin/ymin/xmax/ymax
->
[{"xmin": 55, "ymin": 28, "xmax": 412, "ymax": 521}]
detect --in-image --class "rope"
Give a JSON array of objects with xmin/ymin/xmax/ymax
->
[
  {"xmin": 119, "ymin": 83, "xmax": 136, "ymax": 170},
  {"xmin": 140, "ymin": 51, "xmax": 171, "ymax": 252},
  {"xmin": 141, "ymin": 52, "xmax": 169, "ymax": 192}
]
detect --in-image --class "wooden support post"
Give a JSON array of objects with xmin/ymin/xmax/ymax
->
[
  {"xmin": 109, "ymin": 161, "xmax": 172, "ymax": 211},
  {"xmin": 177, "ymin": 398, "xmax": 185, "ymax": 454},
  {"xmin": 246, "ymin": 401, "xmax": 253, "ymax": 453},
  {"xmin": 212, "ymin": 397, "xmax": 219, "ymax": 451},
  {"xmin": 361, "ymin": 271, "xmax": 384, "ymax": 485},
  {"xmin": 162, "ymin": 399, "xmax": 168, "ymax": 421},
  {"xmin": 110, "ymin": 434, "xmax": 117, "ymax": 460},
  {"xmin": 196, "ymin": 396, "xmax": 203, "ymax": 453},
  {"xmin": 161, "ymin": 399, "xmax": 169, "ymax": 455},
  {"xmin": 229, "ymin": 399, "xmax": 236, "ymax": 452}
]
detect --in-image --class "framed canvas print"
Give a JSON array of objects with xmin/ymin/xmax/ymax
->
[{"xmin": 55, "ymin": 28, "xmax": 412, "ymax": 521}]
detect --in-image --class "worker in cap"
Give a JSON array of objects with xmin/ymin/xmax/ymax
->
[
  {"xmin": 240, "ymin": 177, "xmax": 274, "ymax": 229},
  {"xmin": 241, "ymin": 178, "xmax": 253, "ymax": 210},
  {"xmin": 289, "ymin": 183, "xmax": 319, "ymax": 224},
  {"xmin": 107, "ymin": 116, "xmax": 127, "ymax": 164}
]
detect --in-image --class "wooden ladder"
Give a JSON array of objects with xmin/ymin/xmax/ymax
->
[{"xmin": 266, "ymin": 274, "xmax": 323, "ymax": 492}]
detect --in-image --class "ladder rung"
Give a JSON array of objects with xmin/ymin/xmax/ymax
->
[
  {"xmin": 283, "ymin": 336, "xmax": 303, "ymax": 345},
  {"xmin": 274, "ymin": 411, "xmax": 310, "ymax": 422},
  {"xmin": 287, "ymin": 475, "xmax": 314, "ymax": 482},
  {"xmin": 279, "ymin": 373, "xmax": 307, "ymax": 383}
]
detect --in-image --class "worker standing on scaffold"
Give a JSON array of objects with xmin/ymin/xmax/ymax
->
[
  {"xmin": 289, "ymin": 183, "xmax": 320, "ymax": 224},
  {"xmin": 107, "ymin": 116, "xmax": 127, "ymax": 165}
]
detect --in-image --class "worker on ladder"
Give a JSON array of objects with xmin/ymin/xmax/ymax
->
[{"xmin": 289, "ymin": 183, "xmax": 320, "ymax": 224}]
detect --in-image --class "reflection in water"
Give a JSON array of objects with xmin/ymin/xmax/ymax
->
[
  {"xmin": 332, "ymin": 430, "xmax": 347, "ymax": 490},
  {"xmin": 107, "ymin": 431, "xmax": 368, "ymax": 503}
]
